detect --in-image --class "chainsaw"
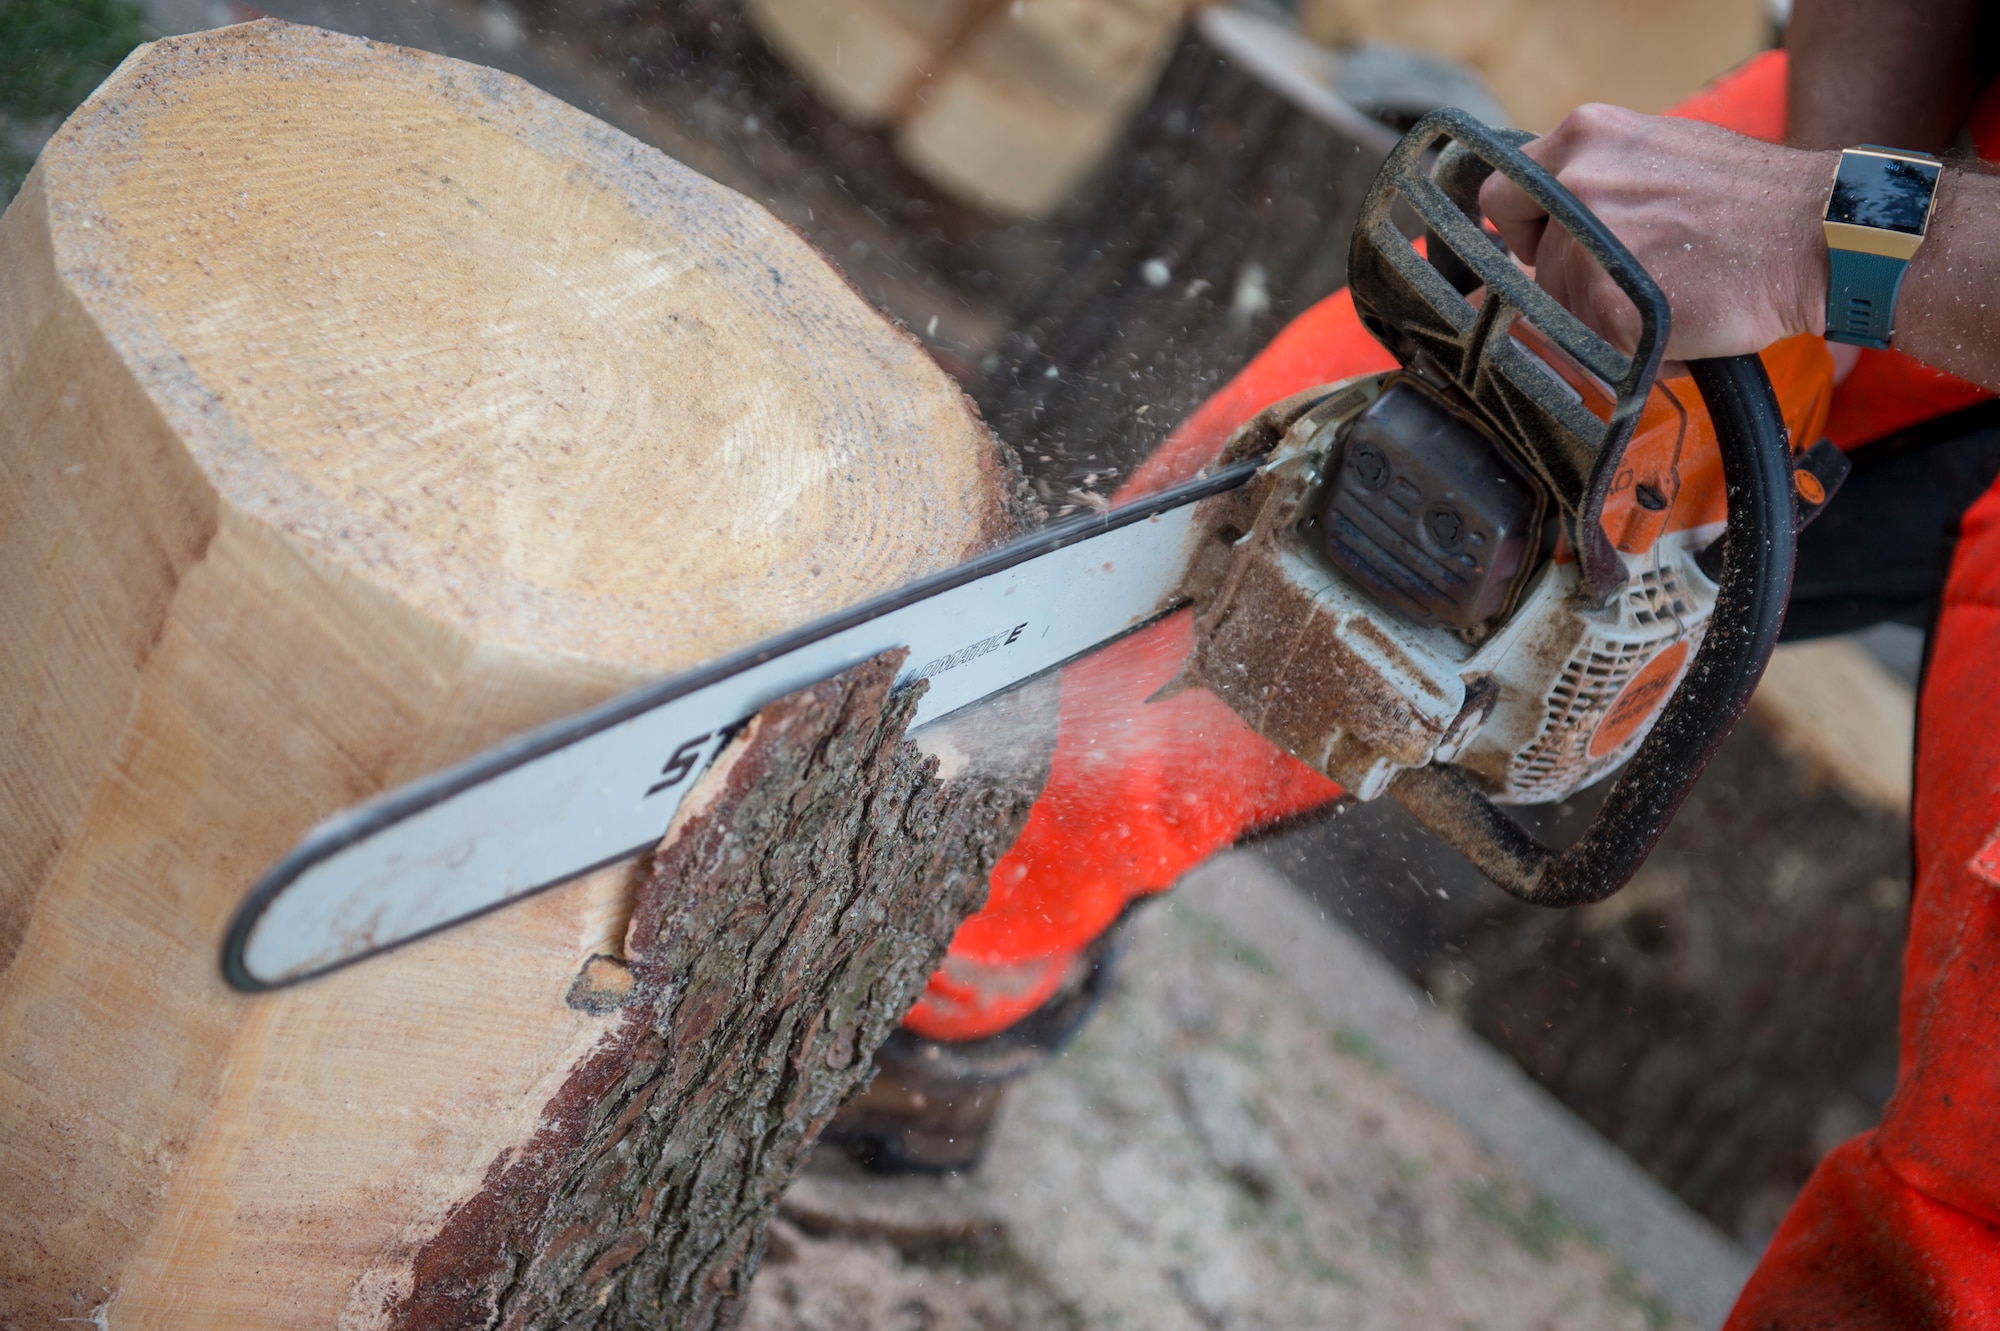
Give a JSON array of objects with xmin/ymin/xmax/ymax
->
[{"xmin": 224, "ymin": 109, "xmax": 1830, "ymax": 992}]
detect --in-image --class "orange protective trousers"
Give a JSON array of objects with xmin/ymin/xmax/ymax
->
[{"xmin": 906, "ymin": 48, "xmax": 2000, "ymax": 1326}]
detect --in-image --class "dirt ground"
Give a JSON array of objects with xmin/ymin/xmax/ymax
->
[
  {"xmin": 1257, "ymin": 703, "xmax": 1911, "ymax": 1248},
  {"xmin": 746, "ymin": 865, "xmax": 1701, "ymax": 1331}
]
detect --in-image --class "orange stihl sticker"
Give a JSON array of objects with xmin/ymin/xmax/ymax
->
[{"xmin": 1589, "ymin": 640, "xmax": 1691, "ymax": 760}]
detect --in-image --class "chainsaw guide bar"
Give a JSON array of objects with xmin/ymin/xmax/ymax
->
[
  {"xmin": 222, "ymin": 461, "xmax": 1259, "ymax": 990},
  {"xmin": 225, "ymin": 109, "xmax": 1797, "ymax": 994}
]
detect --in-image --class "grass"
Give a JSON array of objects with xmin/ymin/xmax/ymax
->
[
  {"xmin": 1, "ymin": 0, "xmax": 149, "ymax": 203},
  {"xmin": 1332, "ymin": 1026, "xmax": 1388, "ymax": 1073},
  {"xmin": 1610, "ymin": 1264, "xmax": 1677, "ymax": 1331},
  {"xmin": 1460, "ymin": 1179, "xmax": 1579, "ymax": 1263}
]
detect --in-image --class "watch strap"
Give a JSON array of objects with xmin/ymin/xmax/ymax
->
[{"xmin": 1825, "ymin": 247, "xmax": 1909, "ymax": 350}]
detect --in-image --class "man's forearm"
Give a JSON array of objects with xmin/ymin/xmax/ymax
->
[
  {"xmin": 1787, "ymin": 0, "xmax": 1990, "ymax": 152},
  {"xmin": 1480, "ymin": 106, "xmax": 2000, "ymax": 388},
  {"xmin": 1887, "ymin": 167, "xmax": 2000, "ymax": 388},
  {"xmin": 1789, "ymin": 0, "xmax": 2000, "ymax": 387}
]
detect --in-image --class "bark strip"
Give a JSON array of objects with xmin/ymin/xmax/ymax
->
[{"xmin": 390, "ymin": 652, "xmax": 1039, "ymax": 1329}]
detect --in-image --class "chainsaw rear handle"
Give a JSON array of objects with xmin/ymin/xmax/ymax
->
[{"xmin": 1390, "ymin": 358, "xmax": 1794, "ymax": 906}]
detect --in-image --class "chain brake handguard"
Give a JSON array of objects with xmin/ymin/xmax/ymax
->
[{"xmin": 1348, "ymin": 107, "xmax": 1669, "ymax": 607}]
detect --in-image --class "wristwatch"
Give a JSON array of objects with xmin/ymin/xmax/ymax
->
[{"xmin": 1823, "ymin": 146, "xmax": 1944, "ymax": 349}]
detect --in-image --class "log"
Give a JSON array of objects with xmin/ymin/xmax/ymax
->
[
  {"xmin": 970, "ymin": 9, "xmax": 1400, "ymax": 510},
  {"xmin": 0, "ymin": 19, "xmax": 1032, "ymax": 1326},
  {"xmin": 1302, "ymin": 0, "xmax": 1772, "ymax": 132},
  {"xmin": 389, "ymin": 653, "xmax": 1043, "ymax": 1327},
  {"xmin": 747, "ymin": 0, "xmax": 980, "ymax": 126},
  {"xmin": 892, "ymin": 0, "xmax": 1190, "ymax": 219}
]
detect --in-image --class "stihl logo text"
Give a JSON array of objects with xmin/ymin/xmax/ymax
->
[{"xmin": 916, "ymin": 623, "xmax": 1028, "ymax": 681}]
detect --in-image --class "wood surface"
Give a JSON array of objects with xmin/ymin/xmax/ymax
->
[
  {"xmin": 745, "ymin": 0, "xmax": 1191, "ymax": 219},
  {"xmin": 747, "ymin": 0, "xmax": 978, "ymax": 124},
  {"xmin": 894, "ymin": 0, "xmax": 1186, "ymax": 218},
  {"xmin": 1302, "ymin": 0, "xmax": 1771, "ymax": 131},
  {"xmin": 1750, "ymin": 639, "xmax": 1915, "ymax": 815},
  {"xmin": 0, "ymin": 19, "xmax": 1026, "ymax": 1326}
]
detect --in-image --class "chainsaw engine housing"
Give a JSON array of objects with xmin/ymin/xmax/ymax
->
[
  {"xmin": 1181, "ymin": 374, "xmax": 1721, "ymax": 806},
  {"xmin": 1319, "ymin": 377, "xmax": 1545, "ymax": 630}
]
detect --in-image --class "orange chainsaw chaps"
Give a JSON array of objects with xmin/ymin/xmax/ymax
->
[
  {"xmin": 1724, "ymin": 559, "xmax": 2000, "ymax": 1327},
  {"xmin": 1723, "ymin": 1134, "xmax": 2000, "ymax": 1331},
  {"xmin": 900, "ymin": 610, "xmax": 1340, "ymax": 1041}
]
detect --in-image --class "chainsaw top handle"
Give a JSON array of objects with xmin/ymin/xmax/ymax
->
[
  {"xmin": 1348, "ymin": 109, "xmax": 1798, "ymax": 907},
  {"xmin": 1348, "ymin": 107, "xmax": 1669, "ymax": 607}
]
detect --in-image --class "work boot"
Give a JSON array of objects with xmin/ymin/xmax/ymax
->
[{"xmin": 823, "ymin": 907, "xmax": 1140, "ymax": 1172}]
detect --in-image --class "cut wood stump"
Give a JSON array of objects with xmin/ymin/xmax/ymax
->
[
  {"xmin": 0, "ymin": 19, "xmax": 1034, "ymax": 1327},
  {"xmin": 747, "ymin": 0, "xmax": 981, "ymax": 126},
  {"xmin": 892, "ymin": 0, "xmax": 1191, "ymax": 219},
  {"xmin": 1750, "ymin": 638, "xmax": 1915, "ymax": 815},
  {"xmin": 748, "ymin": 0, "xmax": 1195, "ymax": 219}
]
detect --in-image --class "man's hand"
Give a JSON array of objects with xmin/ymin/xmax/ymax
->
[
  {"xmin": 1479, "ymin": 102, "xmax": 2000, "ymax": 391},
  {"xmin": 1478, "ymin": 104, "xmax": 1833, "ymax": 362}
]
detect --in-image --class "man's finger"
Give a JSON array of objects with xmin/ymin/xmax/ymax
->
[
  {"xmin": 1478, "ymin": 138, "xmax": 1570, "ymax": 264},
  {"xmin": 1583, "ymin": 264, "xmax": 1644, "ymax": 357},
  {"xmin": 1476, "ymin": 167, "xmax": 1546, "ymax": 260},
  {"xmin": 1531, "ymin": 231, "xmax": 1643, "ymax": 357},
  {"xmin": 1476, "ymin": 122, "xmax": 1601, "ymax": 263},
  {"xmin": 1531, "ymin": 229, "xmax": 1578, "ymax": 323}
]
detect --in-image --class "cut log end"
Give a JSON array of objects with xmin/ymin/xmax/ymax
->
[{"xmin": 33, "ymin": 18, "xmax": 1016, "ymax": 673}]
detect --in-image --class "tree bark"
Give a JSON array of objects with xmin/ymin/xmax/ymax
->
[
  {"xmin": 0, "ymin": 20, "xmax": 1027, "ymax": 1326},
  {"xmin": 388, "ymin": 652, "xmax": 1041, "ymax": 1329}
]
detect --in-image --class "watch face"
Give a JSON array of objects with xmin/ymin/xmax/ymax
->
[{"xmin": 1827, "ymin": 153, "xmax": 1941, "ymax": 235}]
